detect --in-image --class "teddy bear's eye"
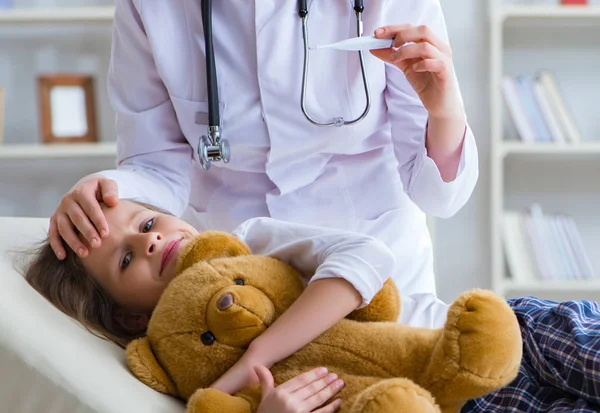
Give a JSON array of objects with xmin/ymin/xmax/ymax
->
[
  {"xmin": 200, "ymin": 331, "xmax": 215, "ymax": 346},
  {"xmin": 234, "ymin": 279, "xmax": 244, "ymax": 286}
]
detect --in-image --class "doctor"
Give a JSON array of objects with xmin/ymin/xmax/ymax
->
[
  {"xmin": 49, "ymin": 0, "xmax": 479, "ymax": 409},
  {"xmin": 51, "ymin": 0, "xmax": 477, "ymax": 328}
]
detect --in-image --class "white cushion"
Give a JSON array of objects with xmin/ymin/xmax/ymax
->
[{"xmin": 0, "ymin": 217, "xmax": 185, "ymax": 413}]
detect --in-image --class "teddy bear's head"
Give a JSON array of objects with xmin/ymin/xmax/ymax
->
[{"xmin": 126, "ymin": 231, "xmax": 305, "ymax": 400}]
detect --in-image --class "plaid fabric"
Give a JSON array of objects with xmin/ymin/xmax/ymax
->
[{"xmin": 462, "ymin": 296, "xmax": 600, "ymax": 412}]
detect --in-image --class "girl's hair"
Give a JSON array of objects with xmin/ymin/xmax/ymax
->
[{"xmin": 20, "ymin": 200, "xmax": 169, "ymax": 349}]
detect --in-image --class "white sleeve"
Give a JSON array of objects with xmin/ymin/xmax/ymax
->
[
  {"xmin": 231, "ymin": 218, "xmax": 396, "ymax": 308},
  {"xmin": 383, "ymin": 0, "xmax": 479, "ymax": 219},
  {"xmin": 99, "ymin": 0, "xmax": 192, "ymax": 217}
]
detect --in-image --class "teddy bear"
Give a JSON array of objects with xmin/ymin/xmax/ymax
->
[{"xmin": 126, "ymin": 231, "xmax": 523, "ymax": 413}]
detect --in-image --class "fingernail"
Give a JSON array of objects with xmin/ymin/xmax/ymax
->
[
  {"xmin": 317, "ymin": 367, "xmax": 328, "ymax": 375},
  {"xmin": 327, "ymin": 373, "xmax": 338, "ymax": 381},
  {"xmin": 90, "ymin": 238, "xmax": 98, "ymax": 247},
  {"xmin": 375, "ymin": 28, "xmax": 384, "ymax": 35},
  {"xmin": 104, "ymin": 191, "xmax": 115, "ymax": 198},
  {"xmin": 336, "ymin": 380, "xmax": 345, "ymax": 388},
  {"xmin": 56, "ymin": 251, "xmax": 63, "ymax": 260},
  {"xmin": 78, "ymin": 248, "xmax": 84, "ymax": 257},
  {"xmin": 101, "ymin": 229, "xmax": 108, "ymax": 238}
]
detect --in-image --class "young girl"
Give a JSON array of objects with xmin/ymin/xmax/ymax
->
[{"xmin": 25, "ymin": 199, "xmax": 397, "ymax": 413}]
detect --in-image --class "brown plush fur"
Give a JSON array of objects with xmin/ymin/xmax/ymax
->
[{"xmin": 127, "ymin": 232, "xmax": 523, "ymax": 413}]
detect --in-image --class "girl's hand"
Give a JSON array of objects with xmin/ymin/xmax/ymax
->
[
  {"xmin": 210, "ymin": 355, "xmax": 260, "ymax": 395},
  {"xmin": 49, "ymin": 174, "xmax": 118, "ymax": 260},
  {"xmin": 256, "ymin": 366, "xmax": 344, "ymax": 413},
  {"xmin": 371, "ymin": 25, "xmax": 464, "ymax": 121}
]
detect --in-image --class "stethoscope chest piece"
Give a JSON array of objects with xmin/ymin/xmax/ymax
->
[{"xmin": 198, "ymin": 126, "xmax": 230, "ymax": 170}]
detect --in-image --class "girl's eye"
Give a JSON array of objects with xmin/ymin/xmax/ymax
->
[
  {"xmin": 121, "ymin": 252, "xmax": 132, "ymax": 270},
  {"xmin": 142, "ymin": 218, "xmax": 155, "ymax": 233}
]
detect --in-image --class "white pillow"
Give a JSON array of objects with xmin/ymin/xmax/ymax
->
[{"xmin": 0, "ymin": 217, "xmax": 184, "ymax": 413}]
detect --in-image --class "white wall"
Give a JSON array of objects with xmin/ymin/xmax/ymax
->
[{"xmin": 434, "ymin": 0, "xmax": 491, "ymax": 303}]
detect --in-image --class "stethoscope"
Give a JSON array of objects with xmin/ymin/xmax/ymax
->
[{"xmin": 198, "ymin": 0, "xmax": 371, "ymax": 170}]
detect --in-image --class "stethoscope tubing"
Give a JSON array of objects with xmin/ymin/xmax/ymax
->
[{"xmin": 198, "ymin": 0, "xmax": 372, "ymax": 169}]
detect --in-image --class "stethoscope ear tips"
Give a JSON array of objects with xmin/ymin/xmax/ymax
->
[{"xmin": 198, "ymin": 134, "xmax": 230, "ymax": 170}]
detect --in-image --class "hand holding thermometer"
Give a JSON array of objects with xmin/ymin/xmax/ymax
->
[{"xmin": 310, "ymin": 35, "xmax": 394, "ymax": 52}]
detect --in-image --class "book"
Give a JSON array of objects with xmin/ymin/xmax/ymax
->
[
  {"xmin": 503, "ymin": 208, "xmax": 597, "ymax": 282},
  {"xmin": 501, "ymin": 75, "xmax": 536, "ymax": 142},
  {"xmin": 532, "ymin": 78, "xmax": 566, "ymax": 144},
  {"xmin": 560, "ymin": 215, "xmax": 596, "ymax": 279},
  {"xmin": 528, "ymin": 204, "xmax": 560, "ymax": 279},
  {"xmin": 547, "ymin": 215, "xmax": 574, "ymax": 279},
  {"xmin": 537, "ymin": 71, "xmax": 584, "ymax": 143},
  {"xmin": 514, "ymin": 76, "xmax": 553, "ymax": 142},
  {"xmin": 502, "ymin": 212, "xmax": 537, "ymax": 283}
]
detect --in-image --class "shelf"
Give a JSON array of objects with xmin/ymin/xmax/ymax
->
[
  {"xmin": 0, "ymin": 6, "xmax": 114, "ymax": 24},
  {"xmin": 503, "ymin": 279, "xmax": 600, "ymax": 292},
  {"xmin": 499, "ymin": 141, "xmax": 600, "ymax": 158},
  {"xmin": 501, "ymin": 5, "xmax": 600, "ymax": 19},
  {"xmin": 0, "ymin": 142, "xmax": 116, "ymax": 160}
]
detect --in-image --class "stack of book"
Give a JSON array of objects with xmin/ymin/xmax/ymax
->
[
  {"xmin": 502, "ymin": 204, "xmax": 596, "ymax": 282},
  {"xmin": 502, "ymin": 71, "xmax": 584, "ymax": 143}
]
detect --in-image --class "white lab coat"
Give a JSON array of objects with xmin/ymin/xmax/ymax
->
[{"xmin": 100, "ymin": 0, "xmax": 479, "ymax": 329}]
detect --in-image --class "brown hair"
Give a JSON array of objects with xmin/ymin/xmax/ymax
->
[
  {"xmin": 20, "ymin": 200, "xmax": 170, "ymax": 348},
  {"xmin": 21, "ymin": 240, "xmax": 141, "ymax": 348}
]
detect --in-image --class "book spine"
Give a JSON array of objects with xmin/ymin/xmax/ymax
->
[
  {"xmin": 515, "ymin": 75, "xmax": 553, "ymax": 142},
  {"xmin": 502, "ymin": 75, "xmax": 536, "ymax": 142}
]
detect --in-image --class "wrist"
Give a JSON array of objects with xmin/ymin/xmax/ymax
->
[
  {"xmin": 428, "ymin": 109, "xmax": 465, "ymax": 124},
  {"xmin": 244, "ymin": 340, "xmax": 272, "ymax": 369}
]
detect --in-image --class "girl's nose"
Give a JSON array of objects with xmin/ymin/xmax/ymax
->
[{"xmin": 142, "ymin": 232, "xmax": 162, "ymax": 255}]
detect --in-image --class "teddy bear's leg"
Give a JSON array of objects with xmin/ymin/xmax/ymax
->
[
  {"xmin": 186, "ymin": 388, "xmax": 253, "ymax": 413},
  {"xmin": 420, "ymin": 289, "xmax": 523, "ymax": 409},
  {"xmin": 348, "ymin": 378, "xmax": 441, "ymax": 413}
]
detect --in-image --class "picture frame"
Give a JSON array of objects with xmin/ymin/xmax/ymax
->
[{"xmin": 37, "ymin": 74, "xmax": 98, "ymax": 144}]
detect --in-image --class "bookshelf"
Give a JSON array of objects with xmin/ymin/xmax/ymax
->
[
  {"xmin": 489, "ymin": 0, "xmax": 600, "ymax": 300},
  {"xmin": 501, "ymin": 5, "xmax": 600, "ymax": 18},
  {"xmin": 0, "ymin": 142, "xmax": 116, "ymax": 159},
  {"xmin": 0, "ymin": 6, "xmax": 114, "ymax": 24}
]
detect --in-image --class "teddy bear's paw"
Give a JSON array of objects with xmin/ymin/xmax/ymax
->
[
  {"xmin": 186, "ymin": 388, "xmax": 252, "ymax": 413},
  {"xmin": 424, "ymin": 289, "xmax": 522, "ymax": 404},
  {"xmin": 349, "ymin": 378, "xmax": 440, "ymax": 413}
]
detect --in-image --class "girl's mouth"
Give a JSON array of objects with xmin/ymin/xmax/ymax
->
[{"xmin": 161, "ymin": 239, "xmax": 182, "ymax": 276}]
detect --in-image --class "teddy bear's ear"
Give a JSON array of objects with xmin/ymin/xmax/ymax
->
[
  {"xmin": 126, "ymin": 337, "xmax": 178, "ymax": 397},
  {"xmin": 177, "ymin": 230, "xmax": 252, "ymax": 273}
]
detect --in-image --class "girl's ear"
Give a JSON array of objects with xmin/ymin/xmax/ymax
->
[
  {"xmin": 176, "ymin": 231, "xmax": 252, "ymax": 274},
  {"xmin": 113, "ymin": 308, "xmax": 150, "ymax": 334}
]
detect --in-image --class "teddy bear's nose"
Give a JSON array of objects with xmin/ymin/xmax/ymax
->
[{"xmin": 218, "ymin": 293, "xmax": 234, "ymax": 311}]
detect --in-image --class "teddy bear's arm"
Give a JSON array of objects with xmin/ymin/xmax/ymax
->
[
  {"xmin": 126, "ymin": 337, "xmax": 178, "ymax": 396},
  {"xmin": 347, "ymin": 279, "xmax": 400, "ymax": 323},
  {"xmin": 186, "ymin": 388, "xmax": 253, "ymax": 413}
]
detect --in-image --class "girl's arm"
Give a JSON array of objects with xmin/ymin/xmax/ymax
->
[
  {"xmin": 212, "ymin": 278, "xmax": 360, "ymax": 394},
  {"xmin": 210, "ymin": 217, "xmax": 396, "ymax": 394}
]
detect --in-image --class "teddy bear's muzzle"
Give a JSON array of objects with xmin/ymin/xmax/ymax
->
[{"xmin": 206, "ymin": 285, "xmax": 277, "ymax": 348}]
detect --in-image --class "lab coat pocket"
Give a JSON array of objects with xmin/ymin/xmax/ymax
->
[{"xmin": 169, "ymin": 95, "xmax": 225, "ymax": 164}]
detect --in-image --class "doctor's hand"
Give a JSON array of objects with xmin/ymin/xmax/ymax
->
[
  {"xmin": 371, "ymin": 25, "xmax": 464, "ymax": 121},
  {"xmin": 49, "ymin": 174, "xmax": 118, "ymax": 260},
  {"xmin": 256, "ymin": 366, "xmax": 344, "ymax": 413}
]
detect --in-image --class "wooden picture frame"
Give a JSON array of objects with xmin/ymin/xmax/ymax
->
[{"xmin": 38, "ymin": 74, "xmax": 98, "ymax": 144}]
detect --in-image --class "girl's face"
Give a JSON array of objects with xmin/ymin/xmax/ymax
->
[{"xmin": 81, "ymin": 201, "xmax": 199, "ymax": 313}]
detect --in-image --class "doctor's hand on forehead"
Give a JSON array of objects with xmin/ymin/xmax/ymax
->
[{"xmin": 49, "ymin": 174, "xmax": 119, "ymax": 260}]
